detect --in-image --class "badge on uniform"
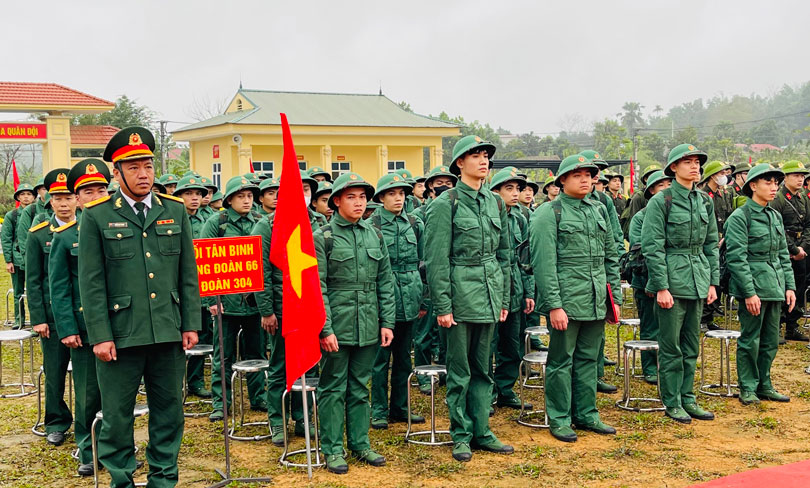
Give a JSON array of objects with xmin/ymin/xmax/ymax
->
[
  {"xmin": 157, "ymin": 219, "xmax": 175, "ymax": 225},
  {"xmin": 108, "ymin": 222, "xmax": 128, "ymax": 228}
]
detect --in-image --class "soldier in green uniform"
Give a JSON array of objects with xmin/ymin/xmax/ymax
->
[
  {"xmin": 620, "ymin": 163, "xmax": 662, "ymax": 239},
  {"xmin": 725, "ymin": 163, "xmax": 796, "ymax": 405},
  {"xmin": 628, "ymin": 171, "xmax": 672, "ymax": 384},
  {"xmin": 252, "ymin": 170, "xmax": 325, "ymax": 446},
  {"xmin": 369, "ymin": 173, "xmax": 426, "ymax": 429},
  {"xmin": 49, "ymin": 159, "xmax": 110, "ymax": 476},
  {"xmin": 363, "ymin": 201, "xmax": 380, "ymax": 220},
  {"xmin": 258, "ymin": 177, "xmax": 280, "ymax": 216},
  {"xmin": 26, "ymin": 170, "xmax": 72, "ymax": 447},
  {"xmin": 518, "ymin": 178, "xmax": 538, "ymax": 211},
  {"xmin": 201, "ymin": 176, "xmax": 267, "ymax": 421},
  {"xmin": 542, "ymin": 175, "xmax": 559, "ymax": 203},
  {"xmin": 16, "ymin": 178, "xmax": 49, "ymax": 271},
  {"xmin": 395, "ymin": 169, "xmax": 422, "ymax": 213},
  {"xmin": 730, "ymin": 163, "xmax": 751, "ymax": 197},
  {"xmin": 173, "ymin": 175, "xmax": 213, "ymax": 399},
  {"xmin": 307, "ymin": 166, "xmax": 332, "ymax": 183},
  {"xmin": 424, "ymin": 135, "xmax": 513, "ymax": 462},
  {"xmin": 532, "ymin": 155, "xmax": 622, "ymax": 442},
  {"xmin": 606, "ymin": 172, "xmax": 627, "ymax": 217},
  {"xmin": 594, "ymin": 173, "xmax": 607, "ymax": 192},
  {"xmin": 641, "ymin": 144, "xmax": 719, "ymax": 424},
  {"xmin": 78, "ymin": 127, "xmax": 201, "ymax": 486},
  {"xmin": 159, "ymin": 173, "xmax": 179, "ymax": 195},
  {"xmin": 197, "ymin": 177, "xmax": 218, "ymax": 220},
  {"xmin": 313, "ymin": 172, "xmax": 396, "ymax": 473},
  {"xmin": 413, "ymin": 174, "xmax": 427, "ymax": 204},
  {"xmin": 488, "ymin": 167, "xmax": 535, "ymax": 409},
  {"xmin": 2, "ymin": 183, "xmax": 35, "ymax": 328},
  {"xmin": 311, "ymin": 181, "xmax": 334, "ymax": 221}
]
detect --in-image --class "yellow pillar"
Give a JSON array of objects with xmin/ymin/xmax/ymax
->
[
  {"xmin": 41, "ymin": 116, "xmax": 72, "ymax": 174},
  {"xmin": 321, "ymin": 144, "xmax": 332, "ymax": 173},
  {"xmin": 238, "ymin": 145, "xmax": 252, "ymax": 177},
  {"xmin": 377, "ymin": 144, "xmax": 388, "ymax": 182},
  {"xmin": 430, "ymin": 145, "xmax": 444, "ymax": 170}
]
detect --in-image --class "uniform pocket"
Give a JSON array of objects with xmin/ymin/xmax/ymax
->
[
  {"xmin": 102, "ymin": 229, "xmax": 135, "ymax": 259},
  {"xmin": 156, "ymin": 225, "xmax": 181, "ymax": 255},
  {"xmin": 107, "ymin": 294, "xmax": 133, "ymax": 338},
  {"xmin": 170, "ymin": 290, "xmax": 181, "ymax": 330}
]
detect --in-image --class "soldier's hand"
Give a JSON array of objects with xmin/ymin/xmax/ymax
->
[
  {"xmin": 320, "ymin": 334, "xmax": 339, "ymax": 352},
  {"xmin": 417, "ymin": 309, "xmax": 427, "ymax": 319},
  {"xmin": 524, "ymin": 299, "xmax": 535, "ymax": 315},
  {"xmin": 795, "ymin": 247, "xmax": 807, "ymax": 260},
  {"xmin": 707, "ymin": 285, "xmax": 718, "ymax": 305},
  {"xmin": 182, "ymin": 331, "xmax": 198, "ymax": 350},
  {"xmin": 499, "ymin": 309, "xmax": 508, "ymax": 322},
  {"xmin": 209, "ymin": 304, "xmax": 224, "ymax": 316},
  {"xmin": 61, "ymin": 335, "xmax": 82, "ymax": 349},
  {"xmin": 93, "ymin": 341, "xmax": 117, "ymax": 362},
  {"xmin": 745, "ymin": 295, "xmax": 761, "ymax": 316},
  {"xmin": 380, "ymin": 328, "xmax": 393, "ymax": 347},
  {"xmin": 5, "ymin": 263, "xmax": 14, "ymax": 274},
  {"xmin": 657, "ymin": 290, "xmax": 674, "ymax": 309},
  {"xmin": 33, "ymin": 323, "xmax": 49, "ymax": 339},
  {"xmin": 437, "ymin": 313, "xmax": 456, "ymax": 328},
  {"xmin": 549, "ymin": 308, "xmax": 568, "ymax": 331},
  {"xmin": 261, "ymin": 314, "xmax": 279, "ymax": 335},
  {"xmin": 786, "ymin": 290, "xmax": 797, "ymax": 312}
]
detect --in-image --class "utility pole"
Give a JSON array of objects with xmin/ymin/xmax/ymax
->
[{"xmin": 159, "ymin": 120, "xmax": 168, "ymax": 175}]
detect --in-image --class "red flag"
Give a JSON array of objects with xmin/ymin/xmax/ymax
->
[
  {"xmin": 270, "ymin": 113, "xmax": 325, "ymax": 391},
  {"xmin": 629, "ymin": 158, "xmax": 635, "ymax": 195},
  {"xmin": 249, "ymin": 158, "xmax": 255, "ymax": 173},
  {"xmin": 12, "ymin": 159, "xmax": 20, "ymax": 208}
]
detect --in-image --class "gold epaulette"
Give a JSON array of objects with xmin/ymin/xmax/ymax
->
[
  {"xmin": 85, "ymin": 195, "xmax": 111, "ymax": 208},
  {"xmin": 158, "ymin": 192, "xmax": 183, "ymax": 203},
  {"xmin": 55, "ymin": 220, "xmax": 77, "ymax": 233},
  {"xmin": 29, "ymin": 221, "xmax": 48, "ymax": 233}
]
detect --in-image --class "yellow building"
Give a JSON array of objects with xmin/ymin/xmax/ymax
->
[{"xmin": 172, "ymin": 88, "xmax": 460, "ymax": 188}]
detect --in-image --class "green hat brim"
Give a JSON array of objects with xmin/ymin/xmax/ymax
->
[
  {"xmin": 664, "ymin": 151, "xmax": 708, "ymax": 177},
  {"xmin": 223, "ymin": 186, "xmax": 260, "ymax": 208},
  {"xmin": 644, "ymin": 175, "xmax": 672, "ymax": 199},
  {"xmin": 425, "ymin": 171, "xmax": 458, "ymax": 188},
  {"xmin": 173, "ymin": 185, "xmax": 209, "ymax": 198},
  {"xmin": 699, "ymin": 163, "xmax": 730, "ymax": 184},
  {"xmin": 373, "ymin": 181, "xmax": 413, "ymax": 202},
  {"xmin": 328, "ymin": 182, "xmax": 374, "ymax": 211},
  {"xmin": 450, "ymin": 141, "xmax": 496, "ymax": 176},
  {"xmin": 490, "ymin": 176, "xmax": 527, "ymax": 192},
  {"xmin": 554, "ymin": 163, "xmax": 598, "ymax": 188},
  {"xmin": 526, "ymin": 181, "xmax": 539, "ymax": 193},
  {"xmin": 152, "ymin": 182, "xmax": 167, "ymax": 194},
  {"xmin": 743, "ymin": 167, "xmax": 785, "ymax": 198},
  {"xmin": 731, "ymin": 165, "xmax": 751, "ymax": 176}
]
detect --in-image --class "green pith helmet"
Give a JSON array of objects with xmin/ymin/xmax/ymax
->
[
  {"xmin": 243, "ymin": 172, "xmax": 261, "ymax": 185},
  {"xmin": 425, "ymin": 165, "xmax": 458, "ymax": 188},
  {"xmin": 542, "ymin": 175, "xmax": 556, "ymax": 195},
  {"xmin": 68, "ymin": 158, "xmax": 111, "ymax": 193},
  {"xmin": 373, "ymin": 173, "xmax": 413, "ymax": 202},
  {"xmin": 182, "ymin": 170, "xmax": 201, "ymax": 178},
  {"xmin": 328, "ymin": 172, "xmax": 374, "ymax": 211},
  {"xmin": 606, "ymin": 172, "xmax": 625, "ymax": 186},
  {"xmin": 44, "ymin": 168, "xmax": 71, "ymax": 195},
  {"xmin": 159, "ymin": 173, "xmax": 179, "ymax": 186},
  {"xmin": 33, "ymin": 177, "xmax": 45, "ymax": 193},
  {"xmin": 259, "ymin": 177, "xmax": 280, "ymax": 194},
  {"xmin": 700, "ymin": 160, "xmax": 731, "ymax": 184},
  {"xmin": 307, "ymin": 166, "xmax": 332, "ymax": 182},
  {"xmin": 107, "ymin": 180, "xmax": 120, "ymax": 193},
  {"xmin": 152, "ymin": 181, "xmax": 166, "ymax": 194},
  {"xmin": 42, "ymin": 191, "xmax": 51, "ymax": 208},
  {"xmin": 365, "ymin": 202, "xmax": 381, "ymax": 213},
  {"xmin": 315, "ymin": 181, "xmax": 334, "ymax": 199},
  {"xmin": 415, "ymin": 174, "xmax": 427, "ymax": 184},
  {"xmin": 731, "ymin": 163, "xmax": 751, "ymax": 176},
  {"xmin": 554, "ymin": 154, "xmax": 598, "ymax": 188},
  {"xmin": 743, "ymin": 163, "xmax": 785, "ymax": 198},
  {"xmin": 525, "ymin": 180, "xmax": 539, "ymax": 194},
  {"xmin": 489, "ymin": 166, "xmax": 527, "ymax": 191},
  {"xmin": 210, "ymin": 191, "xmax": 223, "ymax": 202},
  {"xmin": 665, "ymin": 143, "xmax": 708, "ymax": 176},
  {"xmin": 780, "ymin": 160, "xmax": 809, "ymax": 175},
  {"xmin": 597, "ymin": 174, "xmax": 609, "ymax": 185},
  {"xmin": 200, "ymin": 176, "xmax": 218, "ymax": 193},
  {"xmin": 14, "ymin": 183, "xmax": 35, "ymax": 201},
  {"xmin": 288, "ymin": 170, "xmax": 318, "ymax": 195},
  {"xmin": 103, "ymin": 126, "xmax": 155, "ymax": 163},
  {"xmin": 450, "ymin": 135, "xmax": 496, "ymax": 175},
  {"xmin": 579, "ymin": 150, "xmax": 608, "ymax": 169},
  {"xmin": 644, "ymin": 170, "xmax": 672, "ymax": 199},
  {"xmin": 641, "ymin": 163, "xmax": 662, "ymax": 184},
  {"xmin": 396, "ymin": 169, "xmax": 416, "ymax": 185},
  {"xmin": 222, "ymin": 175, "xmax": 260, "ymax": 208},
  {"xmin": 173, "ymin": 175, "xmax": 209, "ymax": 198}
]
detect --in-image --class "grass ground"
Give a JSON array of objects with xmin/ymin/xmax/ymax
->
[{"xmin": 1, "ymin": 273, "xmax": 809, "ymax": 487}]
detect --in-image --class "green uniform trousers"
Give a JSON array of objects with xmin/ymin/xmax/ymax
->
[
  {"xmin": 317, "ymin": 344, "xmax": 376, "ymax": 455},
  {"xmin": 71, "ymin": 343, "xmax": 101, "ymax": 465},
  {"xmin": 40, "ymin": 330, "xmax": 72, "ymax": 434},
  {"xmin": 655, "ymin": 298, "xmax": 703, "ymax": 408},
  {"xmin": 545, "ymin": 319, "xmax": 603, "ymax": 428},
  {"xmin": 211, "ymin": 314, "xmax": 267, "ymax": 411},
  {"xmin": 412, "ymin": 303, "xmax": 438, "ymax": 388},
  {"xmin": 11, "ymin": 267, "xmax": 25, "ymax": 327},
  {"xmin": 446, "ymin": 322, "xmax": 497, "ymax": 445},
  {"xmin": 491, "ymin": 312, "xmax": 521, "ymax": 402},
  {"xmin": 185, "ymin": 308, "xmax": 212, "ymax": 392},
  {"xmin": 597, "ymin": 333, "xmax": 607, "ymax": 379},
  {"xmin": 635, "ymin": 289, "xmax": 659, "ymax": 377},
  {"xmin": 96, "ymin": 343, "xmax": 186, "ymax": 488},
  {"xmin": 737, "ymin": 300, "xmax": 781, "ymax": 393},
  {"xmin": 371, "ymin": 321, "xmax": 414, "ymax": 420},
  {"xmin": 265, "ymin": 318, "xmax": 316, "ymax": 429}
]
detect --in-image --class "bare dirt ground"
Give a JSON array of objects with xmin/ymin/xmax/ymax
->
[{"xmin": 1, "ymin": 271, "xmax": 809, "ymax": 487}]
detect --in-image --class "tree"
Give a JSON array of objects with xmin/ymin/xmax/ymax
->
[
  {"xmin": 185, "ymin": 94, "xmax": 229, "ymax": 122},
  {"xmin": 73, "ymin": 95, "xmax": 155, "ymax": 129},
  {"xmin": 0, "ymin": 144, "xmax": 23, "ymax": 185},
  {"xmin": 397, "ymin": 101, "xmax": 413, "ymax": 113},
  {"xmin": 620, "ymin": 102, "xmax": 645, "ymax": 132},
  {"xmin": 433, "ymin": 112, "xmax": 503, "ymax": 166}
]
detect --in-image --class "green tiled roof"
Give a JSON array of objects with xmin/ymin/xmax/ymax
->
[{"xmin": 174, "ymin": 89, "xmax": 458, "ymax": 132}]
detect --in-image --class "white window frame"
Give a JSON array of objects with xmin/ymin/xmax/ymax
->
[
  {"xmin": 252, "ymin": 161, "xmax": 274, "ymax": 178},
  {"xmin": 331, "ymin": 161, "xmax": 351, "ymax": 180},
  {"xmin": 298, "ymin": 161, "xmax": 308, "ymax": 171},
  {"xmin": 387, "ymin": 161, "xmax": 406, "ymax": 174},
  {"xmin": 212, "ymin": 162, "xmax": 222, "ymax": 189}
]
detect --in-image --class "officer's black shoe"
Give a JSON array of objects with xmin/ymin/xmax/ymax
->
[
  {"xmin": 371, "ymin": 418, "xmax": 388, "ymax": 430},
  {"xmin": 78, "ymin": 463, "xmax": 95, "ymax": 477},
  {"xmin": 390, "ymin": 413, "xmax": 425, "ymax": 424},
  {"xmin": 785, "ymin": 328, "xmax": 809, "ymax": 342},
  {"xmin": 603, "ymin": 357, "xmax": 617, "ymax": 367},
  {"xmin": 574, "ymin": 420, "xmax": 616, "ymax": 435},
  {"xmin": 706, "ymin": 322, "xmax": 723, "ymax": 331},
  {"xmin": 46, "ymin": 431, "xmax": 65, "ymax": 446},
  {"xmin": 550, "ymin": 425, "xmax": 577, "ymax": 443},
  {"xmin": 596, "ymin": 379, "xmax": 618, "ymax": 394},
  {"xmin": 496, "ymin": 396, "xmax": 528, "ymax": 410}
]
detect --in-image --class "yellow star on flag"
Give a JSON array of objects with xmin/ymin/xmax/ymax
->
[{"xmin": 285, "ymin": 224, "xmax": 318, "ymax": 298}]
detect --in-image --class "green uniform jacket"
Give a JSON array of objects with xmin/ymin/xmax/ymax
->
[
  {"xmin": 405, "ymin": 195, "xmax": 421, "ymax": 214},
  {"xmin": 628, "ymin": 207, "xmax": 647, "ymax": 290},
  {"xmin": 588, "ymin": 189, "xmax": 624, "ymax": 257},
  {"xmin": 2, "ymin": 208, "xmax": 21, "ymax": 265},
  {"xmin": 199, "ymin": 207, "xmax": 261, "ymax": 315},
  {"xmin": 724, "ymin": 199, "xmax": 795, "ymax": 300},
  {"xmin": 25, "ymin": 217, "xmax": 58, "ymax": 325},
  {"xmin": 49, "ymin": 215, "xmax": 86, "ymax": 339},
  {"xmin": 611, "ymin": 192, "xmax": 627, "ymax": 219},
  {"xmin": 16, "ymin": 198, "xmax": 49, "ymax": 270},
  {"xmin": 701, "ymin": 184, "xmax": 734, "ymax": 237},
  {"xmin": 252, "ymin": 208, "xmax": 327, "ymax": 318},
  {"xmin": 188, "ymin": 211, "xmax": 207, "ymax": 239},
  {"xmin": 641, "ymin": 181, "xmax": 720, "ymax": 298},
  {"xmin": 620, "ymin": 188, "xmax": 646, "ymax": 239},
  {"xmin": 370, "ymin": 207, "xmax": 424, "ymax": 322},
  {"xmin": 313, "ymin": 213, "xmax": 396, "ymax": 346},
  {"xmin": 530, "ymin": 193, "xmax": 621, "ymax": 320},
  {"xmin": 769, "ymin": 186, "xmax": 810, "ymax": 256},
  {"xmin": 424, "ymin": 181, "xmax": 511, "ymax": 323},
  {"xmin": 505, "ymin": 205, "xmax": 535, "ymax": 313},
  {"xmin": 78, "ymin": 192, "xmax": 201, "ymax": 348}
]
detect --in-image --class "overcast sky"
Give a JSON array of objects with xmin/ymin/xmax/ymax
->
[{"xmin": 3, "ymin": 0, "xmax": 810, "ymax": 135}]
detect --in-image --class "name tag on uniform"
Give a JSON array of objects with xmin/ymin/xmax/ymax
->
[
  {"xmin": 108, "ymin": 222, "xmax": 128, "ymax": 228},
  {"xmin": 157, "ymin": 219, "xmax": 175, "ymax": 225},
  {"xmin": 72, "ymin": 243, "xmax": 79, "ymax": 248}
]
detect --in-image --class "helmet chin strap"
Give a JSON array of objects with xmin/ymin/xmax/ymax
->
[{"xmin": 115, "ymin": 161, "xmax": 151, "ymax": 198}]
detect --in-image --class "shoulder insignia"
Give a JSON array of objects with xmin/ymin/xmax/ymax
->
[
  {"xmin": 85, "ymin": 195, "xmax": 111, "ymax": 209},
  {"xmin": 158, "ymin": 192, "xmax": 183, "ymax": 203},
  {"xmin": 29, "ymin": 221, "xmax": 49, "ymax": 233},
  {"xmin": 55, "ymin": 220, "xmax": 77, "ymax": 233}
]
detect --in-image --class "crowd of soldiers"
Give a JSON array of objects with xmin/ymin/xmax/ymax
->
[{"xmin": 1, "ymin": 126, "xmax": 804, "ymax": 484}]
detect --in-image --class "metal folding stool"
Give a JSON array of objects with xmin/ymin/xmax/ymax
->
[
  {"xmin": 700, "ymin": 329, "xmax": 740, "ymax": 397},
  {"xmin": 92, "ymin": 404, "xmax": 149, "ymax": 488},
  {"xmin": 405, "ymin": 365, "xmax": 451, "ymax": 446},
  {"xmin": 279, "ymin": 377, "xmax": 323, "ymax": 469},
  {"xmin": 517, "ymin": 351, "xmax": 549, "ymax": 428},
  {"xmin": 183, "ymin": 344, "xmax": 214, "ymax": 418},
  {"xmin": 615, "ymin": 318, "xmax": 641, "ymax": 377},
  {"xmin": 0, "ymin": 329, "xmax": 37, "ymax": 398},
  {"xmin": 615, "ymin": 340, "xmax": 664, "ymax": 412},
  {"xmin": 229, "ymin": 359, "xmax": 271, "ymax": 441}
]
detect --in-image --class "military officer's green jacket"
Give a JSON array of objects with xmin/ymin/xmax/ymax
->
[
  {"xmin": 252, "ymin": 208, "xmax": 326, "ymax": 318},
  {"xmin": 504, "ymin": 205, "xmax": 534, "ymax": 313},
  {"xmin": 16, "ymin": 197, "xmax": 50, "ymax": 269},
  {"xmin": 588, "ymin": 189, "xmax": 624, "ymax": 257},
  {"xmin": 700, "ymin": 184, "xmax": 734, "ymax": 237},
  {"xmin": 724, "ymin": 199, "xmax": 795, "ymax": 300},
  {"xmin": 424, "ymin": 181, "xmax": 511, "ymax": 323},
  {"xmin": 25, "ymin": 216, "xmax": 59, "ymax": 325},
  {"xmin": 1, "ymin": 207, "xmax": 21, "ymax": 266},
  {"xmin": 199, "ymin": 207, "xmax": 261, "ymax": 315},
  {"xmin": 313, "ymin": 212, "xmax": 396, "ymax": 346},
  {"xmin": 641, "ymin": 180, "xmax": 720, "ymax": 298},
  {"xmin": 610, "ymin": 191, "xmax": 627, "ymax": 218},
  {"xmin": 49, "ymin": 214, "xmax": 86, "ymax": 339},
  {"xmin": 78, "ymin": 191, "xmax": 202, "ymax": 348},
  {"xmin": 620, "ymin": 187, "xmax": 646, "ymax": 239},
  {"xmin": 530, "ymin": 193, "xmax": 621, "ymax": 320},
  {"xmin": 370, "ymin": 207, "xmax": 424, "ymax": 322},
  {"xmin": 769, "ymin": 186, "xmax": 810, "ymax": 256}
]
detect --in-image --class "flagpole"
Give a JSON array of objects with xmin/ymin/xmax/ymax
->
[{"xmin": 300, "ymin": 374, "xmax": 314, "ymax": 480}]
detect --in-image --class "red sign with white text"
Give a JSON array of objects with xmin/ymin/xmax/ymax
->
[
  {"xmin": 193, "ymin": 236, "xmax": 264, "ymax": 297},
  {"xmin": 0, "ymin": 123, "xmax": 46, "ymax": 140},
  {"xmin": 213, "ymin": 144, "xmax": 220, "ymax": 159}
]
